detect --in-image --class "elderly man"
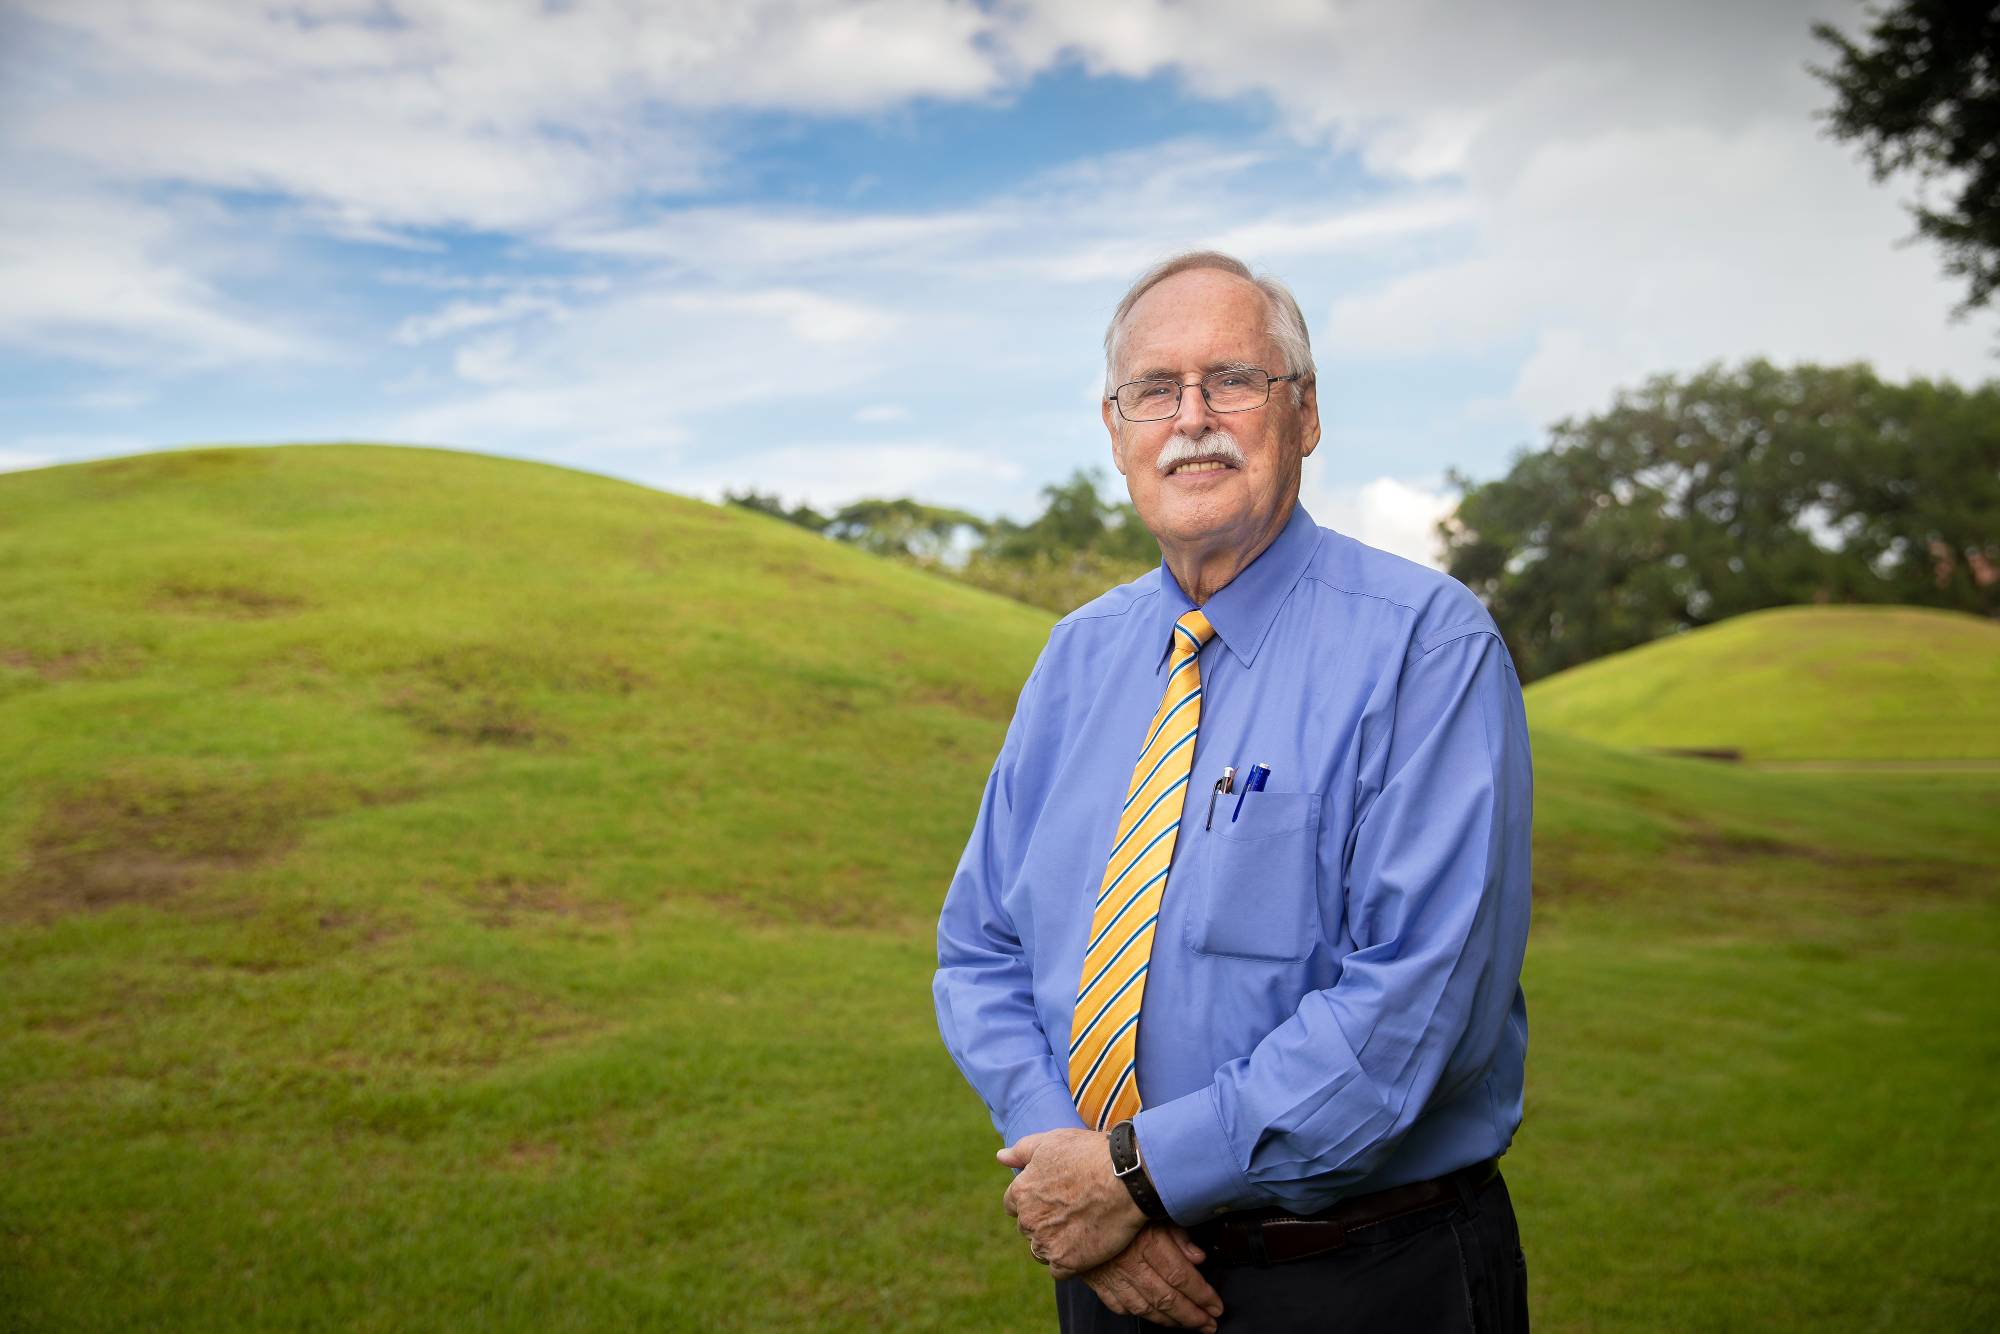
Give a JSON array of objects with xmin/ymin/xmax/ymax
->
[{"xmin": 933, "ymin": 251, "xmax": 1532, "ymax": 1332}]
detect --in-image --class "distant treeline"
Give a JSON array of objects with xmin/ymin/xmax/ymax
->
[
  {"xmin": 727, "ymin": 469, "xmax": 1158, "ymax": 615},
  {"xmin": 731, "ymin": 358, "xmax": 1999, "ymax": 678},
  {"xmin": 1445, "ymin": 359, "xmax": 1999, "ymax": 680}
]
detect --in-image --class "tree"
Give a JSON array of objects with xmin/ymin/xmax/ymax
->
[
  {"xmin": 962, "ymin": 469, "xmax": 1160, "ymax": 613},
  {"xmin": 726, "ymin": 467, "xmax": 1161, "ymax": 616},
  {"xmin": 726, "ymin": 489, "xmax": 986, "ymax": 561},
  {"xmin": 822, "ymin": 497, "xmax": 989, "ymax": 562},
  {"xmin": 1811, "ymin": 1, "xmax": 2000, "ymax": 315},
  {"xmin": 985, "ymin": 468, "xmax": 1158, "ymax": 565},
  {"xmin": 722, "ymin": 488, "xmax": 830, "ymax": 533},
  {"xmin": 1442, "ymin": 359, "xmax": 2000, "ymax": 681}
]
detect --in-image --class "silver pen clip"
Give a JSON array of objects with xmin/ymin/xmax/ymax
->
[{"xmin": 1204, "ymin": 767, "xmax": 1238, "ymax": 830}]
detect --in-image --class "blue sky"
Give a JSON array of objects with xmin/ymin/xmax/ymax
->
[{"xmin": 2, "ymin": 0, "xmax": 1993, "ymax": 565}]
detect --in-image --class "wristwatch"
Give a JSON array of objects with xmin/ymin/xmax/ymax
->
[{"xmin": 1108, "ymin": 1119, "xmax": 1170, "ymax": 1220}]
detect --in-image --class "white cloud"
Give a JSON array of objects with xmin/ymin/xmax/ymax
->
[
  {"xmin": 0, "ymin": 187, "xmax": 309, "ymax": 366},
  {"xmin": 1006, "ymin": 0, "xmax": 1852, "ymax": 183},
  {"xmin": 1303, "ymin": 473, "xmax": 1457, "ymax": 570},
  {"xmin": 1325, "ymin": 117, "xmax": 1998, "ymax": 428},
  {"xmin": 375, "ymin": 280, "xmax": 905, "ymax": 455},
  {"xmin": 1046, "ymin": 1, "xmax": 2000, "ymax": 452},
  {"xmin": 554, "ymin": 207, "xmax": 1000, "ymax": 271},
  {"xmin": 997, "ymin": 0, "xmax": 1996, "ymax": 435},
  {"xmin": 356, "ymin": 138, "xmax": 1474, "ymax": 516},
  {"xmin": 5, "ymin": 0, "xmax": 1007, "ymax": 237},
  {"xmin": 1016, "ymin": 189, "xmax": 1477, "ymax": 284},
  {"xmin": 664, "ymin": 289, "xmax": 900, "ymax": 344},
  {"xmin": 72, "ymin": 386, "xmax": 153, "ymax": 412},
  {"xmin": 0, "ymin": 450, "xmax": 56, "ymax": 473},
  {"xmin": 451, "ymin": 332, "xmax": 523, "ymax": 386},
  {"xmin": 393, "ymin": 292, "xmax": 567, "ymax": 346},
  {"xmin": 379, "ymin": 270, "xmax": 613, "ymax": 296},
  {"xmin": 674, "ymin": 441, "xmax": 1023, "ymax": 511},
  {"xmin": 548, "ymin": 140, "xmax": 1449, "ymax": 286},
  {"xmin": 1208, "ymin": 197, "xmax": 1479, "ymax": 261}
]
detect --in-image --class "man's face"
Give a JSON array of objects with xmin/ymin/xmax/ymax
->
[{"xmin": 1102, "ymin": 268, "xmax": 1320, "ymax": 559}]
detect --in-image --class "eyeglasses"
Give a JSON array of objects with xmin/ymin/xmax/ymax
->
[{"xmin": 1107, "ymin": 368, "xmax": 1301, "ymax": 422}]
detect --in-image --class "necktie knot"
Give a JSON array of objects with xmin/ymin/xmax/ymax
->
[{"xmin": 1174, "ymin": 608, "xmax": 1216, "ymax": 656}]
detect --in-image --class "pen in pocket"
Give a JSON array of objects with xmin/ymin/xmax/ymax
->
[
  {"xmin": 1203, "ymin": 766, "xmax": 1237, "ymax": 831},
  {"xmin": 1230, "ymin": 763, "xmax": 1271, "ymax": 822}
]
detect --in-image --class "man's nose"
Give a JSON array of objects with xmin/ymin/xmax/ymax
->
[{"xmin": 1170, "ymin": 378, "xmax": 1218, "ymax": 436}]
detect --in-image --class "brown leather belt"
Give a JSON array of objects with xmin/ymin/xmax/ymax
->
[{"xmin": 1188, "ymin": 1159, "xmax": 1499, "ymax": 1267}]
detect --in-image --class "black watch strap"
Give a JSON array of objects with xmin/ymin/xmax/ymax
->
[{"xmin": 1108, "ymin": 1120, "xmax": 1170, "ymax": 1221}]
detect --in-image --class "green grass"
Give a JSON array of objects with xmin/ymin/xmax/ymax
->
[
  {"xmin": 2, "ymin": 444, "xmax": 1995, "ymax": 1330},
  {"xmin": 1524, "ymin": 604, "xmax": 2000, "ymax": 761}
]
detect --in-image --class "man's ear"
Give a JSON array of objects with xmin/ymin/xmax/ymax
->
[
  {"xmin": 1296, "ymin": 378, "xmax": 1322, "ymax": 460},
  {"xmin": 1103, "ymin": 396, "xmax": 1129, "ymax": 476}
]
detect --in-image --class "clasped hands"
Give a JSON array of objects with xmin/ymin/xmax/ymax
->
[{"xmin": 998, "ymin": 1129, "xmax": 1224, "ymax": 1332}]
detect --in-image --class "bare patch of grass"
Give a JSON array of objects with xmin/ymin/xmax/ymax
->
[
  {"xmin": 381, "ymin": 643, "xmax": 650, "ymax": 746},
  {"xmin": 1675, "ymin": 821, "xmax": 1986, "ymax": 893},
  {"xmin": 388, "ymin": 681, "xmax": 550, "ymax": 746},
  {"xmin": 457, "ymin": 873, "xmax": 628, "ymax": 929},
  {"xmin": 757, "ymin": 554, "xmax": 849, "ymax": 587},
  {"xmin": 708, "ymin": 864, "xmax": 919, "ymax": 931},
  {"xmin": 3, "ymin": 767, "xmax": 337, "ymax": 921},
  {"xmin": 1680, "ymin": 826, "xmax": 1802, "ymax": 861},
  {"xmin": 0, "ymin": 644, "xmax": 144, "ymax": 682},
  {"xmin": 3, "ymin": 648, "xmax": 105, "ymax": 684},
  {"xmin": 495, "ymin": 1139, "xmax": 564, "ymax": 1177},
  {"xmin": 1528, "ymin": 821, "xmax": 1988, "ymax": 913},
  {"xmin": 314, "ymin": 907, "xmax": 402, "ymax": 947},
  {"xmin": 151, "ymin": 580, "xmax": 308, "ymax": 619},
  {"xmin": 415, "ymin": 644, "xmax": 631, "ymax": 695}
]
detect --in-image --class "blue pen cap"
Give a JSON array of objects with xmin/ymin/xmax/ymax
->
[{"xmin": 1230, "ymin": 764, "xmax": 1271, "ymax": 821}]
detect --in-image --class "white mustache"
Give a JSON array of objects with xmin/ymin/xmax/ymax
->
[{"xmin": 1155, "ymin": 430, "xmax": 1246, "ymax": 476}]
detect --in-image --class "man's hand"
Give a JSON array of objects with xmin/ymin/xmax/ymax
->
[
  {"xmin": 1082, "ymin": 1223, "xmax": 1224, "ymax": 1332},
  {"xmin": 998, "ymin": 1128, "xmax": 1145, "ymax": 1277}
]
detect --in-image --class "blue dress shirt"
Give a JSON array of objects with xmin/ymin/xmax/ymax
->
[{"xmin": 933, "ymin": 503, "xmax": 1532, "ymax": 1223}]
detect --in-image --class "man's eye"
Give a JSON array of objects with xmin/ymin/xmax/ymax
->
[
  {"xmin": 1137, "ymin": 383, "xmax": 1175, "ymax": 398},
  {"xmin": 1214, "ymin": 374, "xmax": 1250, "ymax": 390}
]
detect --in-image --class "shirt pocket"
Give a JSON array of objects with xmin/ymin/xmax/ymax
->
[{"xmin": 1184, "ymin": 790, "xmax": 1322, "ymax": 963}]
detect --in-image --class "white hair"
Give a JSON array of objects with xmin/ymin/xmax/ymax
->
[{"xmin": 1102, "ymin": 250, "xmax": 1316, "ymax": 404}]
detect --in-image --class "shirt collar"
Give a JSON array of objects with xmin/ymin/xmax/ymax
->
[{"xmin": 1152, "ymin": 502, "xmax": 1322, "ymax": 671}]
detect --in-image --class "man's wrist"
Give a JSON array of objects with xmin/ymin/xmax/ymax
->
[
  {"xmin": 1107, "ymin": 1120, "xmax": 1171, "ymax": 1220},
  {"xmin": 1132, "ymin": 1092, "xmax": 1256, "ymax": 1222}
]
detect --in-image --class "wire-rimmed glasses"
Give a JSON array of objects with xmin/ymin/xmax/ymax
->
[{"xmin": 1107, "ymin": 368, "xmax": 1301, "ymax": 422}]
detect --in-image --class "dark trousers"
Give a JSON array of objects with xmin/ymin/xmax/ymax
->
[{"xmin": 1055, "ymin": 1168, "xmax": 1527, "ymax": 1333}]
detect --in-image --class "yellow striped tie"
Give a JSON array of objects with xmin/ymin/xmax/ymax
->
[{"xmin": 1069, "ymin": 607, "xmax": 1216, "ymax": 1130}]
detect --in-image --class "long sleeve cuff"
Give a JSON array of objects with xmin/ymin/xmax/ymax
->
[
  {"xmin": 1003, "ymin": 1081, "xmax": 1088, "ymax": 1144},
  {"xmin": 1132, "ymin": 1086, "xmax": 1255, "ymax": 1223}
]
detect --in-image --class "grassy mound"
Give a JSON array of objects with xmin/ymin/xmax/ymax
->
[
  {"xmin": 2, "ymin": 445, "xmax": 1995, "ymax": 1331},
  {"xmin": 1524, "ymin": 605, "xmax": 2000, "ymax": 762}
]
